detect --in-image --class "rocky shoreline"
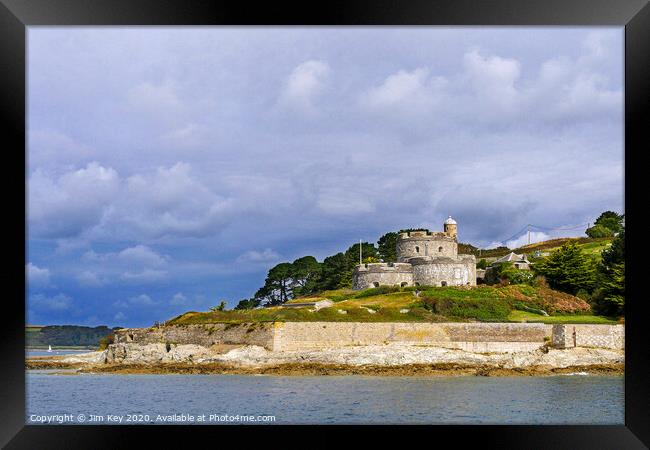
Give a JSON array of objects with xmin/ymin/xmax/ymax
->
[{"xmin": 26, "ymin": 342, "xmax": 624, "ymax": 377}]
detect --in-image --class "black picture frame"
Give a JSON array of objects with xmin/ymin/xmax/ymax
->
[{"xmin": 1, "ymin": 0, "xmax": 648, "ymax": 448}]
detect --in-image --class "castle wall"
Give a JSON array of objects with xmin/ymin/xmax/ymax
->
[
  {"xmin": 397, "ymin": 232, "xmax": 457, "ymax": 261},
  {"xmin": 352, "ymin": 263, "xmax": 413, "ymax": 290},
  {"xmin": 410, "ymin": 256, "xmax": 476, "ymax": 286}
]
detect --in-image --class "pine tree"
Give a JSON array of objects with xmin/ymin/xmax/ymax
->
[{"xmin": 533, "ymin": 243, "xmax": 598, "ymax": 294}]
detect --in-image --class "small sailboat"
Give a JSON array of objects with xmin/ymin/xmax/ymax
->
[{"xmin": 47, "ymin": 345, "xmax": 52, "ymax": 353}]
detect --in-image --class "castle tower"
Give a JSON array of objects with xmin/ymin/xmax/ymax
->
[{"xmin": 444, "ymin": 216, "xmax": 458, "ymax": 240}]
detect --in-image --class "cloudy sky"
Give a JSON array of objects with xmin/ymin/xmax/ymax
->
[{"xmin": 27, "ymin": 27, "xmax": 624, "ymax": 327}]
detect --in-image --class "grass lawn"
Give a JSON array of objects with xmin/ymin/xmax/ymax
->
[{"xmin": 507, "ymin": 310, "xmax": 617, "ymax": 324}]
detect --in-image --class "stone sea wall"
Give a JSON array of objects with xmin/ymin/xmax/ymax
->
[
  {"xmin": 272, "ymin": 322, "xmax": 552, "ymax": 352},
  {"xmin": 551, "ymin": 324, "xmax": 624, "ymax": 350},
  {"xmin": 114, "ymin": 323, "xmax": 275, "ymax": 348},
  {"xmin": 114, "ymin": 322, "xmax": 624, "ymax": 353}
]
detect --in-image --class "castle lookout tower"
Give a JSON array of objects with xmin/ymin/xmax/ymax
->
[{"xmin": 444, "ymin": 216, "xmax": 458, "ymax": 239}]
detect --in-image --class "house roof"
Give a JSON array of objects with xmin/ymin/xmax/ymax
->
[{"xmin": 493, "ymin": 252, "xmax": 530, "ymax": 264}]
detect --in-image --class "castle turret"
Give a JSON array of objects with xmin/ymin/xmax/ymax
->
[{"xmin": 443, "ymin": 216, "xmax": 458, "ymax": 240}]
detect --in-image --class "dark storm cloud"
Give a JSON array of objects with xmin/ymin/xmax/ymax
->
[{"xmin": 26, "ymin": 27, "xmax": 623, "ymax": 326}]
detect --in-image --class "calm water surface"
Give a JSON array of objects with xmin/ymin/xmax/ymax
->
[{"xmin": 26, "ymin": 372, "xmax": 623, "ymax": 425}]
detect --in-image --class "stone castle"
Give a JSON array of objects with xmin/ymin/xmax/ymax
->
[{"xmin": 352, "ymin": 216, "xmax": 476, "ymax": 289}]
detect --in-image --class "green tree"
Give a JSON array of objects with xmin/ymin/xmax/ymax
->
[
  {"xmin": 476, "ymin": 259, "xmax": 488, "ymax": 270},
  {"xmin": 592, "ymin": 229, "xmax": 625, "ymax": 316},
  {"xmin": 587, "ymin": 211, "xmax": 624, "ymax": 236},
  {"xmin": 533, "ymin": 243, "xmax": 598, "ymax": 294},
  {"xmin": 601, "ymin": 229, "xmax": 624, "ymax": 267},
  {"xmin": 234, "ymin": 298, "xmax": 261, "ymax": 310},
  {"xmin": 585, "ymin": 224, "xmax": 613, "ymax": 238},
  {"xmin": 254, "ymin": 262, "xmax": 294, "ymax": 305},
  {"xmin": 377, "ymin": 232, "xmax": 398, "ymax": 262},
  {"xmin": 316, "ymin": 252, "xmax": 350, "ymax": 290},
  {"xmin": 209, "ymin": 300, "xmax": 227, "ymax": 312},
  {"xmin": 290, "ymin": 256, "xmax": 322, "ymax": 297},
  {"xmin": 344, "ymin": 242, "xmax": 379, "ymax": 266}
]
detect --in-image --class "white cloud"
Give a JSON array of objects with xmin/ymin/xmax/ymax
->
[
  {"xmin": 29, "ymin": 129, "xmax": 93, "ymax": 167},
  {"xmin": 76, "ymin": 270, "xmax": 105, "ymax": 287},
  {"xmin": 30, "ymin": 162, "xmax": 239, "ymax": 242},
  {"xmin": 28, "ymin": 162, "xmax": 120, "ymax": 238},
  {"xmin": 462, "ymin": 49, "xmax": 522, "ymax": 116},
  {"xmin": 27, "ymin": 263, "xmax": 51, "ymax": 287},
  {"xmin": 30, "ymin": 293, "xmax": 73, "ymax": 311},
  {"xmin": 129, "ymin": 294, "xmax": 155, "ymax": 305},
  {"xmin": 114, "ymin": 311, "xmax": 127, "ymax": 322},
  {"xmin": 114, "ymin": 294, "xmax": 156, "ymax": 309},
  {"xmin": 118, "ymin": 162, "xmax": 235, "ymax": 239},
  {"xmin": 279, "ymin": 60, "xmax": 330, "ymax": 114},
  {"xmin": 80, "ymin": 245, "xmax": 170, "ymax": 285},
  {"xmin": 170, "ymin": 292, "xmax": 188, "ymax": 305},
  {"xmin": 127, "ymin": 80, "xmax": 184, "ymax": 118},
  {"xmin": 505, "ymin": 231, "xmax": 551, "ymax": 249},
  {"xmin": 120, "ymin": 269, "xmax": 168, "ymax": 282},
  {"xmin": 160, "ymin": 123, "xmax": 207, "ymax": 148},
  {"xmin": 361, "ymin": 68, "xmax": 447, "ymax": 114},
  {"xmin": 117, "ymin": 245, "xmax": 169, "ymax": 267},
  {"xmin": 236, "ymin": 248, "xmax": 280, "ymax": 264}
]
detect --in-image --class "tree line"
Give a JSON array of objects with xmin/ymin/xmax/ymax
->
[{"xmin": 234, "ymin": 229, "xmax": 427, "ymax": 309}]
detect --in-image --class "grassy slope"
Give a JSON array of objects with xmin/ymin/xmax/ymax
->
[
  {"xmin": 471, "ymin": 237, "xmax": 613, "ymax": 260},
  {"xmin": 515, "ymin": 237, "xmax": 612, "ymax": 258},
  {"xmin": 507, "ymin": 310, "xmax": 617, "ymax": 324},
  {"xmin": 169, "ymin": 285, "xmax": 611, "ymax": 326}
]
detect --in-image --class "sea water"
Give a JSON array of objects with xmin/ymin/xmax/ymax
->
[{"xmin": 25, "ymin": 372, "xmax": 624, "ymax": 425}]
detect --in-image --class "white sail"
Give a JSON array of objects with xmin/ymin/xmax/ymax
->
[{"xmin": 47, "ymin": 345, "xmax": 52, "ymax": 352}]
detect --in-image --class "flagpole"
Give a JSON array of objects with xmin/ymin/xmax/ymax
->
[{"xmin": 359, "ymin": 239, "xmax": 362, "ymax": 265}]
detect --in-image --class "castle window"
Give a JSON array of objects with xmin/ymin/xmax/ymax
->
[
  {"xmin": 373, "ymin": 282, "xmax": 379, "ymax": 288},
  {"xmin": 415, "ymin": 246, "xmax": 420, "ymax": 253},
  {"xmin": 401, "ymin": 282, "xmax": 408, "ymax": 287},
  {"xmin": 441, "ymin": 281, "xmax": 447, "ymax": 286},
  {"xmin": 414, "ymin": 282, "xmax": 420, "ymax": 286},
  {"xmin": 438, "ymin": 246, "xmax": 443, "ymax": 252}
]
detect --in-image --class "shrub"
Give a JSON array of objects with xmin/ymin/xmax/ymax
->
[
  {"xmin": 421, "ymin": 295, "xmax": 511, "ymax": 321},
  {"xmin": 402, "ymin": 285, "xmax": 436, "ymax": 292},
  {"xmin": 500, "ymin": 267, "xmax": 535, "ymax": 285},
  {"xmin": 533, "ymin": 276, "xmax": 549, "ymax": 289},
  {"xmin": 485, "ymin": 262, "xmax": 534, "ymax": 285},
  {"xmin": 97, "ymin": 334, "xmax": 114, "ymax": 351}
]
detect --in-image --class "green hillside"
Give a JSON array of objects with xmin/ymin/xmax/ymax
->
[
  {"xmin": 464, "ymin": 237, "xmax": 613, "ymax": 260},
  {"xmin": 169, "ymin": 284, "xmax": 616, "ymax": 326},
  {"xmin": 26, "ymin": 325, "xmax": 118, "ymax": 349}
]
